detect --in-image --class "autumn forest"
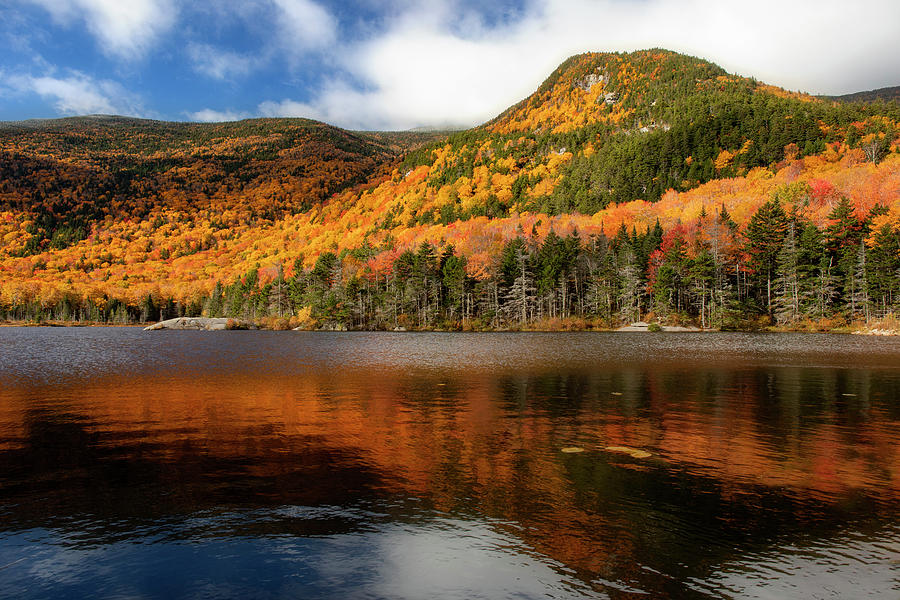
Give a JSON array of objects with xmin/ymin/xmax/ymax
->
[{"xmin": 1, "ymin": 49, "xmax": 899, "ymax": 331}]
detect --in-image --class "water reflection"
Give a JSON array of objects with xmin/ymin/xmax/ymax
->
[
  {"xmin": 0, "ymin": 515, "xmax": 610, "ymax": 600},
  {"xmin": 0, "ymin": 329, "xmax": 899, "ymax": 598}
]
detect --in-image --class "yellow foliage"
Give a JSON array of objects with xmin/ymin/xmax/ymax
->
[{"xmin": 714, "ymin": 149, "xmax": 734, "ymax": 170}]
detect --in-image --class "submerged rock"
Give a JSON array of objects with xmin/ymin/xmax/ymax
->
[
  {"xmin": 144, "ymin": 317, "xmax": 255, "ymax": 331},
  {"xmin": 605, "ymin": 446, "xmax": 652, "ymax": 459}
]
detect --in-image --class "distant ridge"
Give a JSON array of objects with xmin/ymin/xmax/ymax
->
[
  {"xmin": 825, "ymin": 85, "xmax": 900, "ymax": 103},
  {"xmin": 0, "ymin": 114, "xmax": 158, "ymax": 130}
]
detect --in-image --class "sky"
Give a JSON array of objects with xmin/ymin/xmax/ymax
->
[{"xmin": 1, "ymin": 0, "xmax": 899, "ymax": 130}]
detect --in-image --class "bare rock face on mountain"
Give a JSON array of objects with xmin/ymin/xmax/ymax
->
[{"xmin": 574, "ymin": 71, "xmax": 605, "ymax": 91}]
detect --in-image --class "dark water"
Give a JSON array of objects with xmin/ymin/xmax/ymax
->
[{"xmin": 1, "ymin": 329, "xmax": 899, "ymax": 599}]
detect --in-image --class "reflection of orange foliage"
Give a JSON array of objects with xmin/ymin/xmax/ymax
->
[{"xmin": 2, "ymin": 363, "xmax": 897, "ymax": 574}]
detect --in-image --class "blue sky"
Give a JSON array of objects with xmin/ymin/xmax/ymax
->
[{"xmin": 2, "ymin": 0, "xmax": 899, "ymax": 130}]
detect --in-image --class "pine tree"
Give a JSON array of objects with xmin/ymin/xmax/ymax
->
[
  {"xmin": 773, "ymin": 223, "xmax": 801, "ymax": 324},
  {"xmin": 503, "ymin": 245, "xmax": 536, "ymax": 325},
  {"xmin": 824, "ymin": 197, "xmax": 865, "ymax": 296},
  {"xmin": 441, "ymin": 248, "xmax": 468, "ymax": 322},
  {"xmin": 689, "ymin": 248, "xmax": 715, "ymax": 328},
  {"xmin": 618, "ymin": 249, "xmax": 643, "ymax": 324},
  {"xmin": 746, "ymin": 198, "xmax": 789, "ymax": 317},
  {"xmin": 847, "ymin": 240, "xmax": 870, "ymax": 322},
  {"xmin": 809, "ymin": 255, "xmax": 838, "ymax": 320},
  {"xmin": 268, "ymin": 265, "xmax": 291, "ymax": 318},
  {"xmin": 866, "ymin": 222, "xmax": 900, "ymax": 316},
  {"xmin": 206, "ymin": 281, "xmax": 224, "ymax": 318}
]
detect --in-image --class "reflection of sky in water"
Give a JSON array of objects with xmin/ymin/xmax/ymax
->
[
  {"xmin": 1, "ymin": 513, "xmax": 609, "ymax": 599},
  {"xmin": 689, "ymin": 526, "xmax": 900, "ymax": 600},
  {"xmin": 6, "ymin": 517, "xmax": 897, "ymax": 599}
]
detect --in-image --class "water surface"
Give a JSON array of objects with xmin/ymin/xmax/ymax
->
[{"xmin": 1, "ymin": 329, "xmax": 898, "ymax": 598}]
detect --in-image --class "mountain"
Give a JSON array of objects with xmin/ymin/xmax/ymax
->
[
  {"xmin": 0, "ymin": 115, "xmax": 442, "ymax": 253},
  {"xmin": 387, "ymin": 49, "xmax": 898, "ymax": 221},
  {"xmin": 826, "ymin": 85, "xmax": 900, "ymax": 104},
  {"xmin": 1, "ymin": 50, "xmax": 898, "ymax": 329}
]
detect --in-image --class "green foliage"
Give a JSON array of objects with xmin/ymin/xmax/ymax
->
[{"xmin": 746, "ymin": 198, "xmax": 789, "ymax": 288}]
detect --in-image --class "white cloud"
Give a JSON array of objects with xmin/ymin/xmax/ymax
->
[
  {"xmin": 183, "ymin": 0, "xmax": 336, "ymax": 77},
  {"xmin": 259, "ymin": 99, "xmax": 316, "ymax": 120},
  {"xmin": 188, "ymin": 108, "xmax": 252, "ymax": 122},
  {"xmin": 272, "ymin": 0, "xmax": 337, "ymax": 52},
  {"xmin": 258, "ymin": 0, "xmax": 900, "ymax": 130},
  {"xmin": 188, "ymin": 43, "xmax": 257, "ymax": 80},
  {"xmin": 22, "ymin": 0, "xmax": 176, "ymax": 59},
  {"xmin": 8, "ymin": 71, "xmax": 145, "ymax": 116}
]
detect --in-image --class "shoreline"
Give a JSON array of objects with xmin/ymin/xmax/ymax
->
[{"xmin": 1, "ymin": 319, "xmax": 896, "ymax": 335}]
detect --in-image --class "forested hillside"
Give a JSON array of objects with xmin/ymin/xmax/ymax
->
[
  {"xmin": 0, "ymin": 116, "xmax": 442, "ymax": 253},
  {"xmin": 1, "ymin": 50, "xmax": 898, "ymax": 330},
  {"xmin": 828, "ymin": 86, "xmax": 900, "ymax": 104}
]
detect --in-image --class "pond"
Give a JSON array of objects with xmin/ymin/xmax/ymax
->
[{"xmin": 1, "ymin": 329, "xmax": 898, "ymax": 598}]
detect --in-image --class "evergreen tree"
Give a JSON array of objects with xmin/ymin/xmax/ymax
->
[
  {"xmin": 651, "ymin": 232, "xmax": 690, "ymax": 317},
  {"xmin": 689, "ymin": 247, "xmax": 715, "ymax": 328},
  {"xmin": 536, "ymin": 230, "xmax": 567, "ymax": 318},
  {"xmin": 618, "ymin": 249, "xmax": 643, "ymax": 323},
  {"xmin": 773, "ymin": 223, "xmax": 802, "ymax": 324},
  {"xmin": 206, "ymin": 281, "xmax": 224, "ymax": 318},
  {"xmin": 268, "ymin": 264, "xmax": 291, "ymax": 318},
  {"xmin": 809, "ymin": 254, "xmax": 838, "ymax": 320},
  {"xmin": 441, "ymin": 247, "xmax": 468, "ymax": 322},
  {"xmin": 867, "ymin": 222, "xmax": 900, "ymax": 315},
  {"xmin": 824, "ymin": 196, "xmax": 865, "ymax": 288},
  {"xmin": 746, "ymin": 198, "xmax": 789, "ymax": 317},
  {"xmin": 847, "ymin": 240, "xmax": 870, "ymax": 322},
  {"xmin": 503, "ymin": 244, "xmax": 536, "ymax": 325}
]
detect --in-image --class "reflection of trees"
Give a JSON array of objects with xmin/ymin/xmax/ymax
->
[
  {"xmin": 0, "ymin": 406, "xmax": 397, "ymax": 542},
  {"xmin": 1, "ymin": 364, "xmax": 898, "ymax": 595}
]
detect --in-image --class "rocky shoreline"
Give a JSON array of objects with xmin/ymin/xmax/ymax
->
[{"xmin": 143, "ymin": 317, "xmax": 256, "ymax": 331}]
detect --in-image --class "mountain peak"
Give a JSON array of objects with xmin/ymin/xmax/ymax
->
[{"xmin": 488, "ymin": 49, "xmax": 730, "ymax": 135}]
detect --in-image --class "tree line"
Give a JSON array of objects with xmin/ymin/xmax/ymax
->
[{"xmin": 4, "ymin": 189, "xmax": 898, "ymax": 331}]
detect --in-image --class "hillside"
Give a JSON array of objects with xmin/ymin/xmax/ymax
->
[
  {"xmin": 391, "ymin": 50, "xmax": 898, "ymax": 220},
  {"xmin": 1, "ymin": 49, "xmax": 899, "ymax": 329},
  {"xmin": 0, "ymin": 116, "xmax": 441, "ymax": 253},
  {"xmin": 827, "ymin": 86, "xmax": 900, "ymax": 104}
]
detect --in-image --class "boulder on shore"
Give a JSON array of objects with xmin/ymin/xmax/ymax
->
[
  {"xmin": 144, "ymin": 317, "xmax": 255, "ymax": 331},
  {"xmin": 616, "ymin": 321, "xmax": 702, "ymax": 332},
  {"xmin": 616, "ymin": 321, "xmax": 649, "ymax": 331}
]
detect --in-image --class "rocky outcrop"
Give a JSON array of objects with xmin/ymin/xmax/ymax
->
[
  {"xmin": 852, "ymin": 328, "xmax": 899, "ymax": 336},
  {"xmin": 575, "ymin": 72, "xmax": 604, "ymax": 91},
  {"xmin": 617, "ymin": 321, "xmax": 650, "ymax": 331},
  {"xmin": 616, "ymin": 322, "xmax": 702, "ymax": 332},
  {"xmin": 144, "ymin": 317, "xmax": 255, "ymax": 331}
]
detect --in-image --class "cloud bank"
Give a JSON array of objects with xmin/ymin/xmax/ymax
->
[
  {"xmin": 188, "ymin": 108, "xmax": 252, "ymax": 122},
  {"xmin": 7, "ymin": 71, "xmax": 146, "ymax": 116}
]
